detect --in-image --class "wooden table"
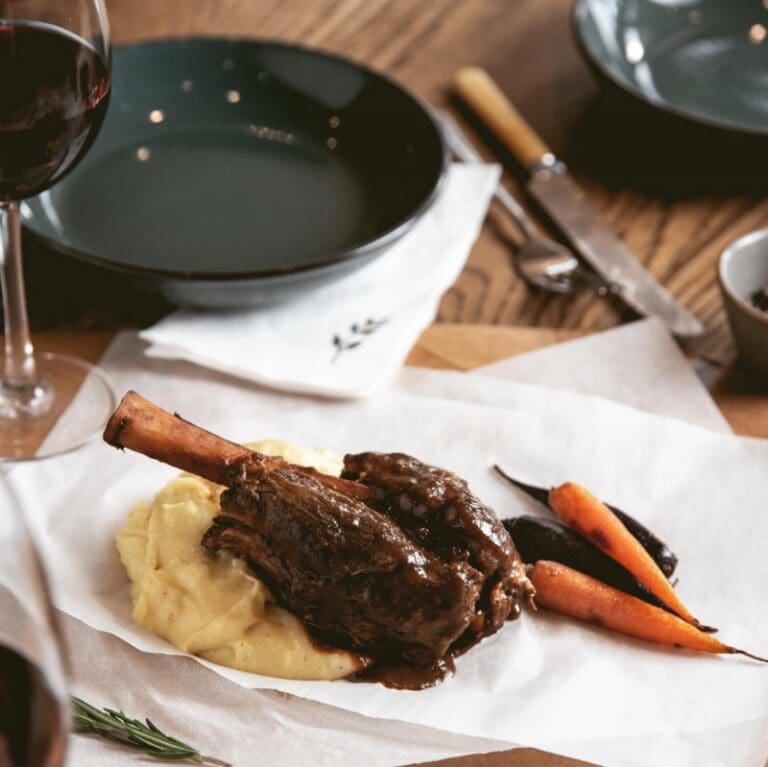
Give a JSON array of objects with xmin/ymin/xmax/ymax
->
[
  {"xmin": 20, "ymin": 0, "xmax": 768, "ymax": 369},
  {"xmin": 8, "ymin": 2, "xmax": 768, "ymax": 765}
]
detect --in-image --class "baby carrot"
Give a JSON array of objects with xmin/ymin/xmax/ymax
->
[
  {"xmin": 492, "ymin": 466, "xmax": 678, "ymax": 577},
  {"xmin": 529, "ymin": 561, "xmax": 766, "ymax": 661},
  {"xmin": 548, "ymin": 482, "xmax": 700, "ymax": 626}
]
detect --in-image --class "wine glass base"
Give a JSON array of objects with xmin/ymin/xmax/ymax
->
[
  {"xmin": 0, "ymin": 377, "xmax": 54, "ymax": 419},
  {"xmin": 0, "ymin": 353, "xmax": 116, "ymax": 461}
]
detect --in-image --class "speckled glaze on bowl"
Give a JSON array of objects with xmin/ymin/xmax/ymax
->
[
  {"xmin": 22, "ymin": 38, "xmax": 447, "ymax": 309},
  {"xmin": 573, "ymin": 0, "xmax": 768, "ymax": 137},
  {"xmin": 718, "ymin": 230, "xmax": 768, "ymax": 379}
]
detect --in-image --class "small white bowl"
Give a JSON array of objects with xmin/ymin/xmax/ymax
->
[{"xmin": 718, "ymin": 229, "xmax": 768, "ymax": 379}]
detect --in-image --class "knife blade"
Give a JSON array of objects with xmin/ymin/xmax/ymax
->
[
  {"xmin": 527, "ymin": 167, "xmax": 704, "ymax": 338},
  {"xmin": 453, "ymin": 66, "xmax": 705, "ymax": 338}
]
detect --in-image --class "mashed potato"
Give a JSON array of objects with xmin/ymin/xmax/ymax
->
[{"xmin": 116, "ymin": 440, "xmax": 364, "ymax": 680}]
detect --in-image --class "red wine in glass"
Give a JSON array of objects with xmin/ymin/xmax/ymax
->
[
  {"xmin": 0, "ymin": 647, "xmax": 66, "ymax": 767},
  {"xmin": 0, "ymin": 477, "xmax": 69, "ymax": 767},
  {"xmin": 0, "ymin": 0, "xmax": 114, "ymax": 461},
  {"xmin": 0, "ymin": 21, "xmax": 109, "ymax": 201}
]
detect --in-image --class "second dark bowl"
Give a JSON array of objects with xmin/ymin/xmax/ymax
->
[{"xmin": 573, "ymin": 0, "xmax": 768, "ymax": 138}]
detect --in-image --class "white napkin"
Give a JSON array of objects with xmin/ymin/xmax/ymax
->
[
  {"xmin": 12, "ymin": 330, "xmax": 768, "ymax": 767},
  {"xmin": 139, "ymin": 162, "xmax": 500, "ymax": 398}
]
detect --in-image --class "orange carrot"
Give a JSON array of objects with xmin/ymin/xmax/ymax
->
[
  {"xmin": 549, "ymin": 482, "xmax": 701, "ymax": 626},
  {"xmin": 529, "ymin": 561, "xmax": 765, "ymax": 661}
]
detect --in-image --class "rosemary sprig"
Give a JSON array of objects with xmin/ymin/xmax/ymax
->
[{"xmin": 72, "ymin": 697, "xmax": 231, "ymax": 766}]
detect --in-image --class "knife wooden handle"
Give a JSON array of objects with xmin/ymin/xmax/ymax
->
[{"xmin": 454, "ymin": 67, "xmax": 551, "ymax": 170}]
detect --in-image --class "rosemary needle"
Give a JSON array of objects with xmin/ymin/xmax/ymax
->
[{"xmin": 72, "ymin": 697, "xmax": 231, "ymax": 766}]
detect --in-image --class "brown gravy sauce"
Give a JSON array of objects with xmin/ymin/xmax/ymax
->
[
  {"xmin": 337, "ymin": 596, "xmax": 527, "ymax": 690},
  {"xmin": 304, "ymin": 625, "xmax": 458, "ymax": 690},
  {"xmin": 306, "ymin": 624, "xmax": 457, "ymax": 690},
  {"xmin": 353, "ymin": 654, "xmax": 456, "ymax": 690}
]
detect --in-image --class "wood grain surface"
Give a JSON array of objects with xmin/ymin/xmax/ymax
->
[{"xmin": 16, "ymin": 0, "xmax": 768, "ymax": 372}]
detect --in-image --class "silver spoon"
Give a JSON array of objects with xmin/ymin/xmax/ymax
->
[{"xmin": 438, "ymin": 110, "xmax": 621, "ymax": 296}]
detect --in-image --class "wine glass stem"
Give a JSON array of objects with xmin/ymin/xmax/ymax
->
[{"xmin": 0, "ymin": 201, "xmax": 37, "ymax": 390}]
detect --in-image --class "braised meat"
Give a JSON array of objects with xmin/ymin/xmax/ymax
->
[
  {"xmin": 202, "ymin": 457, "xmax": 484, "ymax": 664},
  {"xmin": 343, "ymin": 452, "xmax": 531, "ymax": 638},
  {"xmin": 104, "ymin": 391, "xmax": 533, "ymax": 672}
]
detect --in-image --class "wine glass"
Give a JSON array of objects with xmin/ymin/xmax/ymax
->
[
  {"xmin": 0, "ymin": 0, "xmax": 114, "ymax": 461},
  {"xmin": 0, "ymin": 475, "xmax": 69, "ymax": 766}
]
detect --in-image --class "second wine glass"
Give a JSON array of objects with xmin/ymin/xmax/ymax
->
[{"xmin": 0, "ymin": 475, "xmax": 70, "ymax": 767}]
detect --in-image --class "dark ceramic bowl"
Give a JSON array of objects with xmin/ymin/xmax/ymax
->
[
  {"xmin": 22, "ymin": 39, "xmax": 447, "ymax": 308},
  {"xmin": 719, "ymin": 230, "xmax": 768, "ymax": 380},
  {"xmin": 573, "ymin": 0, "xmax": 768, "ymax": 137}
]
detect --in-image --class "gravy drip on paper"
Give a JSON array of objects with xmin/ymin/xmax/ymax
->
[{"xmin": 116, "ymin": 441, "xmax": 366, "ymax": 681}]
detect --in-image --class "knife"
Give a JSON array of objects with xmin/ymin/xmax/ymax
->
[{"xmin": 453, "ymin": 67, "xmax": 705, "ymax": 339}]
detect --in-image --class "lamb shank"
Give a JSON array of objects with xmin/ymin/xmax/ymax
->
[{"xmin": 104, "ymin": 391, "xmax": 533, "ymax": 676}]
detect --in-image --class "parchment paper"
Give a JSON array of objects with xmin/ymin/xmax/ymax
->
[
  {"xmin": 478, "ymin": 318, "xmax": 730, "ymax": 433},
  {"xmin": 9, "ymin": 331, "xmax": 768, "ymax": 767}
]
